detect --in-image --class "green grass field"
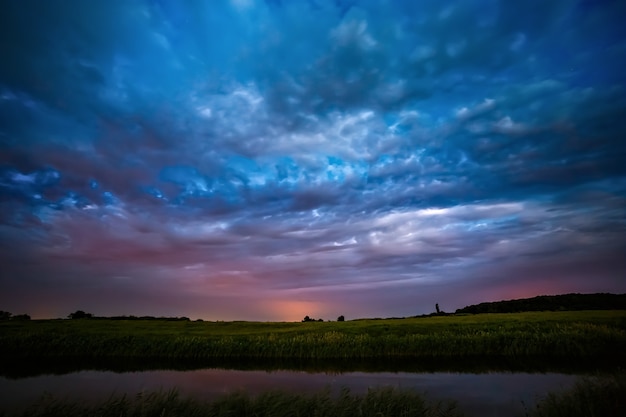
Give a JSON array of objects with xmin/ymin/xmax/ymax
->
[{"xmin": 1, "ymin": 311, "xmax": 625, "ymax": 363}]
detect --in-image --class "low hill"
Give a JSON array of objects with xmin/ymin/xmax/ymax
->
[{"xmin": 455, "ymin": 293, "xmax": 626, "ymax": 314}]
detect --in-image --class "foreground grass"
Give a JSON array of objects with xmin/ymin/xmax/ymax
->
[
  {"xmin": 2, "ymin": 387, "xmax": 463, "ymax": 417},
  {"xmin": 528, "ymin": 374, "xmax": 626, "ymax": 417},
  {"xmin": 1, "ymin": 311, "xmax": 625, "ymax": 362},
  {"xmin": 1, "ymin": 376, "xmax": 624, "ymax": 417}
]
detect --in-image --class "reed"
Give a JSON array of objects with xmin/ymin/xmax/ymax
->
[
  {"xmin": 1, "ymin": 387, "xmax": 463, "ymax": 417},
  {"xmin": 2, "ymin": 376, "xmax": 624, "ymax": 417},
  {"xmin": 526, "ymin": 374, "xmax": 626, "ymax": 417}
]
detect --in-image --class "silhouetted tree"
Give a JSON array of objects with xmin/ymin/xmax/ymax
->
[
  {"xmin": 68, "ymin": 310, "xmax": 93, "ymax": 319},
  {"xmin": 337, "ymin": 315, "xmax": 345, "ymax": 322},
  {"xmin": 302, "ymin": 316, "xmax": 324, "ymax": 322},
  {"xmin": 0, "ymin": 311, "xmax": 11, "ymax": 321},
  {"xmin": 435, "ymin": 303, "xmax": 440, "ymax": 314},
  {"xmin": 12, "ymin": 314, "xmax": 30, "ymax": 320},
  {"xmin": 455, "ymin": 293, "xmax": 626, "ymax": 315}
]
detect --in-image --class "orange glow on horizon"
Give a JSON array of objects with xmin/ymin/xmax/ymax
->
[{"xmin": 262, "ymin": 300, "xmax": 325, "ymax": 322}]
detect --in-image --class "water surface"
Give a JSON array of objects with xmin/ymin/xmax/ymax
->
[{"xmin": 0, "ymin": 368, "xmax": 578, "ymax": 417}]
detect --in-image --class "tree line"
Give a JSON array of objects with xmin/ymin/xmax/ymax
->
[
  {"xmin": 67, "ymin": 310, "xmax": 192, "ymax": 321},
  {"xmin": 0, "ymin": 311, "xmax": 30, "ymax": 321},
  {"xmin": 302, "ymin": 315, "xmax": 345, "ymax": 322},
  {"xmin": 455, "ymin": 293, "xmax": 626, "ymax": 314},
  {"xmin": 1, "ymin": 310, "xmax": 194, "ymax": 321},
  {"xmin": 5, "ymin": 293, "xmax": 624, "ymax": 323}
]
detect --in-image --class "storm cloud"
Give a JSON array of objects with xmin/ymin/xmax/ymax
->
[{"xmin": 1, "ymin": 0, "xmax": 625, "ymax": 320}]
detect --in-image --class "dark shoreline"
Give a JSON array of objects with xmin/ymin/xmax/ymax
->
[{"xmin": 1, "ymin": 355, "xmax": 623, "ymax": 379}]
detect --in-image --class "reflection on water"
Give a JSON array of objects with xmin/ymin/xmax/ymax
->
[
  {"xmin": 0, "ymin": 355, "xmax": 616, "ymax": 379},
  {"xmin": 0, "ymin": 368, "xmax": 578, "ymax": 417}
]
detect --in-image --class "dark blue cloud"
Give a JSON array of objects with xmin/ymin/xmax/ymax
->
[{"xmin": 0, "ymin": 0, "xmax": 625, "ymax": 320}]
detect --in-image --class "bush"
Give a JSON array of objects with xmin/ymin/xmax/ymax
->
[
  {"xmin": 528, "ymin": 375, "xmax": 626, "ymax": 417},
  {"xmin": 68, "ymin": 310, "xmax": 93, "ymax": 319}
]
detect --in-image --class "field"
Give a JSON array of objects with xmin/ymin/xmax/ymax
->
[
  {"xmin": 1, "ymin": 311, "xmax": 626, "ymax": 416},
  {"xmin": 1, "ymin": 311, "xmax": 625, "ymax": 364}
]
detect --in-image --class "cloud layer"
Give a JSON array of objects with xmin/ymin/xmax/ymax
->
[{"xmin": 1, "ymin": 0, "xmax": 625, "ymax": 320}]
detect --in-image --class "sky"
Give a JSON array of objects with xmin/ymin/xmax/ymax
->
[{"xmin": 1, "ymin": 0, "xmax": 625, "ymax": 321}]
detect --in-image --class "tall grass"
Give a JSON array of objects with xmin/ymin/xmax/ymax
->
[
  {"xmin": 527, "ymin": 374, "xmax": 626, "ymax": 417},
  {"xmin": 1, "ymin": 311, "xmax": 624, "ymax": 362},
  {"xmin": 1, "ymin": 387, "xmax": 463, "ymax": 417},
  {"xmin": 2, "ymin": 376, "xmax": 624, "ymax": 417}
]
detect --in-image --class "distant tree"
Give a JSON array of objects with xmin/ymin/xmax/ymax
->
[
  {"xmin": 68, "ymin": 310, "xmax": 93, "ymax": 319},
  {"xmin": 318, "ymin": 318, "xmax": 323, "ymax": 322},
  {"xmin": 12, "ymin": 314, "xmax": 30, "ymax": 320},
  {"xmin": 435, "ymin": 303, "xmax": 440, "ymax": 314},
  {"xmin": 337, "ymin": 315, "xmax": 345, "ymax": 322},
  {"xmin": 302, "ymin": 315, "xmax": 312, "ymax": 322},
  {"xmin": 454, "ymin": 293, "xmax": 626, "ymax": 315},
  {"xmin": 0, "ymin": 311, "xmax": 11, "ymax": 321}
]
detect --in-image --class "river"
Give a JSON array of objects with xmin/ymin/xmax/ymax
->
[{"xmin": 0, "ymin": 368, "xmax": 579, "ymax": 416}]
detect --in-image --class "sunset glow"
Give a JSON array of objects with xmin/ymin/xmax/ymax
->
[{"xmin": 1, "ymin": 0, "xmax": 625, "ymax": 320}]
